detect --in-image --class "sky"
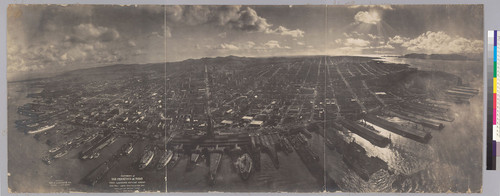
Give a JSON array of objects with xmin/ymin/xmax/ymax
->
[{"xmin": 7, "ymin": 4, "xmax": 483, "ymax": 75}]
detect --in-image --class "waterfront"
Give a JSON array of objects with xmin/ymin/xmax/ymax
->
[
  {"xmin": 7, "ymin": 56, "xmax": 482, "ymax": 193},
  {"xmin": 325, "ymin": 57, "xmax": 483, "ymax": 192},
  {"xmin": 7, "ymin": 83, "xmax": 166, "ymax": 193}
]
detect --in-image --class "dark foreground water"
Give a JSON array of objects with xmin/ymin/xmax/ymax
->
[
  {"xmin": 332, "ymin": 56, "xmax": 483, "ymax": 193},
  {"xmin": 7, "ymin": 83, "xmax": 165, "ymax": 193}
]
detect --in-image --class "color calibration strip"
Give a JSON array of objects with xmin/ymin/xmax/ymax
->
[{"xmin": 488, "ymin": 31, "xmax": 498, "ymax": 170}]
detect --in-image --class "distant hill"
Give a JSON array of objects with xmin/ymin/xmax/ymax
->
[
  {"xmin": 8, "ymin": 55, "xmax": 379, "ymax": 82},
  {"xmin": 400, "ymin": 53, "xmax": 478, "ymax": 61}
]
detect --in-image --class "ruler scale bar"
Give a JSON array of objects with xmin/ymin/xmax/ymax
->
[
  {"xmin": 494, "ymin": 30, "xmax": 497, "ymax": 169},
  {"xmin": 487, "ymin": 30, "xmax": 495, "ymax": 170}
]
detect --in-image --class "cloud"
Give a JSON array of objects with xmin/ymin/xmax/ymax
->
[
  {"xmin": 128, "ymin": 40, "xmax": 136, "ymax": 47},
  {"xmin": 297, "ymin": 41, "xmax": 305, "ymax": 46},
  {"xmin": 134, "ymin": 49, "xmax": 143, "ymax": 55},
  {"xmin": 400, "ymin": 31, "xmax": 482, "ymax": 54},
  {"xmin": 354, "ymin": 11, "xmax": 381, "ymax": 24},
  {"xmin": 165, "ymin": 5, "xmax": 183, "ymax": 22},
  {"xmin": 342, "ymin": 32, "xmax": 380, "ymax": 41},
  {"xmin": 218, "ymin": 32, "xmax": 227, "ymax": 38},
  {"xmin": 165, "ymin": 6, "xmax": 269, "ymax": 32},
  {"xmin": 388, "ymin": 35, "xmax": 409, "ymax": 45},
  {"xmin": 8, "ymin": 5, "xmax": 169, "ymax": 73},
  {"xmin": 367, "ymin": 34, "xmax": 380, "ymax": 40},
  {"xmin": 8, "ymin": 39, "xmax": 117, "ymax": 72},
  {"xmin": 8, "ymin": 21, "xmax": 130, "ymax": 72},
  {"xmin": 204, "ymin": 41, "xmax": 261, "ymax": 52},
  {"xmin": 165, "ymin": 26, "xmax": 172, "ymax": 38},
  {"xmin": 344, "ymin": 38, "xmax": 370, "ymax": 47},
  {"xmin": 165, "ymin": 5, "xmax": 304, "ymax": 37},
  {"xmin": 262, "ymin": 40, "xmax": 290, "ymax": 49},
  {"xmin": 375, "ymin": 44, "xmax": 394, "ymax": 50},
  {"xmin": 348, "ymin": 5, "xmax": 393, "ymax": 10},
  {"xmin": 332, "ymin": 33, "xmax": 395, "ymax": 55},
  {"xmin": 65, "ymin": 23, "xmax": 120, "ymax": 43},
  {"xmin": 242, "ymin": 41, "xmax": 256, "ymax": 49},
  {"xmin": 60, "ymin": 45, "xmax": 87, "ymax": 62},
  {"xmin": 149, "ymin": 31, "xmax": 163, "ymax": 39},
  {"xmin": 217, "ymin": 43, "xmax": 239, "ymax": 50},
  {"xmin": 211, "ymin": 40, "xmax": 290, "ymax": 50},
  {"xmin": 264, "ymin": 40, "xmax": 281, "ymax": 49},
  {"xmin": 268, "ymin": 26, "xmax": 305, "ymax": 38},
  {"xmin": 228, "ymin": 6, "xmax": 271, "ymax": 32},
  {"xmin": 332, "ymin": 31, "xmax": 482, "ymax": 56}
]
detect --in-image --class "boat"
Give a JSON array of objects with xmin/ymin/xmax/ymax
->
[
  {"xmin": 53, "ymin": 150, "xmax": 69, "ymax": 159},
  {"xmin": 297, "ymin": 134, "xmax": 308, "ymax": 144},
  {"xmin": 93, "ymin": 134, "xmax": 117, "ymax": 152},
  {"xmin": 282, "ymin": 137, "xmax": 294, "ymax": 153},
  {"xmin": 340, "ymin": 119, "xmax": 390, "ymax": 148},
  {"xmin": 231, "ymin": 144, "xmax": 242, "ymax": 154},
  {"xmin": 235, "ymin": 153, "xmax": 252, "ymax": 181},
  {"xmin": 157, "ymin": 150, "xmax": 173, "ymax": 170},
  {"xmin": 167, "ymin": 153, "xmax": 181, "ymax": 170},
  {"xmin": 365, "ymin": 115, "xmax": 431, "ymax": 143},
  {"xmin": 326, "ymin": 138, "xmax": 335, "ymax": 150},
  {"xmin": 72, "ymin": 135, "xmax": 86, "ymax": 148},
  {"xmin": 120, "ymin": 143, "xmax": 134, "ymax": 156},
  {"xmin": 49, "ymin": 146, "xmax": 62, "ymax": 153},
  {"xmin": 301, "ymin": 128, "xmax": 313, "ymax": 138},
  {"xmin": 27, "ymin": 124, "xmax": 56, "ymax": 134},
  {"xmin": 209, "ymin": 152, "xmax": 222, "ymax": 186},
  {"xmin": 362, "ymin": 123, "xmax": 380, "ymax": 134},
  {"xmin": 208, "ymin": 146, "xmax": 223, "ymax": 186},
  {"xmin": 83, "ymin": 133, "xmax": 99, "ymax": 143},
  {"xmin": 89, "ymin": 152, "xmax": 100, "ymax": 159},
  {"xmin": 139, "ymin": 150, "xmax": 154, "ymax": 170},
  {"xmin": 97, "ymin": 135, "xmax": 117, "ymax": 151},
  {"xmin": 26, "ymin": 123, "xmax": 39, "ymax": 128},
  {"xmin": 190, "ymin": 145, "xmax": 201, "ymax": 163},
  {"xmin": 305, "ymin": 146, "xmax": 319, "ymax": 161},
  {"xmin": 42, "ymin": 155, "xmax": 52, "ymax": 165}
]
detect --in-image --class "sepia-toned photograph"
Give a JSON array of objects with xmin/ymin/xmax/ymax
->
[{"xmin": 7, "ymin": 4, "xmax": 483, "ymax": 193}]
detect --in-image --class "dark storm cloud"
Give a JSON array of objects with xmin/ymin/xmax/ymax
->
[
  {"xmin": 166, "ymin": 5, "xmax": 271, "ymax": 32},
  {"xmin": 8, "ymin": 5, "xmax": 310, "ymax": 74},
  {"xmin": 7, "ymin": 5, "xmax": 166, "ymax": 73},
  {"xmin": 165, "ymin": 5, "xmax": 304, "ymax": 37},
  {"xmin": 64, "ymin": 23, "xmax": 120, "ymax": 43}
]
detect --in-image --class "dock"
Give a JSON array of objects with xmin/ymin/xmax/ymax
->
[
  {"xmin": 364, "ymin": 115, "xmax": 432, "ymax": 143},
  {"xmin": 339, "ymin": 119, "xmax": 391, "ymax": 147}
]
